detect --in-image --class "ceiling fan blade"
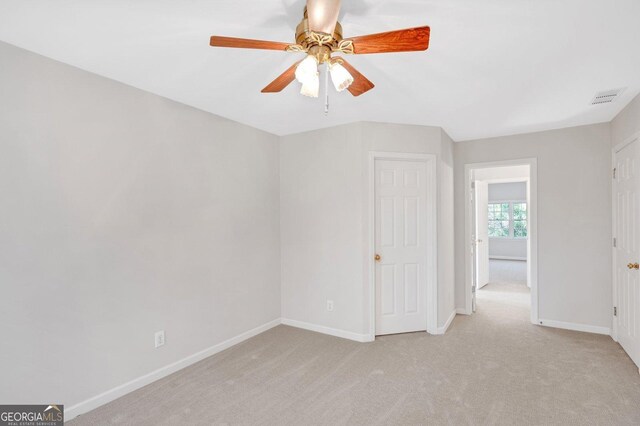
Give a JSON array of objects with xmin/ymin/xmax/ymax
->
[
  {"xmin": 210, "ymin": 36, "xmax": 291, "ymax": 51},
  {"xmin": 336, "ymin": 58, "xmax": 374, "ymax": 97},
  {"xmin": 347, "ymin": 26, "xmax": 431, "ymax": 54},
  {"xmin": 261, "ymin": 60, "xmax": 302, "ymax": 93},
  {"xmin": 306, "ymin": 0, "xmax": 341, "ymax": 34}
]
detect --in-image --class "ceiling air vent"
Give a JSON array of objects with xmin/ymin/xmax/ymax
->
[{"xmin": 591, "ymin": 88, "xmax": 625, "ymax": 105}]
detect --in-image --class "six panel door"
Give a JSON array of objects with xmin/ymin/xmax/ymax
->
[
  {"xmin": 375, "ymin": 159, "xmax": 428, "ymax": 335},
  {"xmin": 615, "ymin": 138, "xmax": 640, "ymax": 368}
]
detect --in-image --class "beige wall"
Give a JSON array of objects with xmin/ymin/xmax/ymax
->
[
  {"xmin": 0, "ymin": 42, "xmax": 281, "ymax": 408},
  {"xmin": 439, "ymin": 129, "xmax": 456, "ymax": 325},
  {"xmin": 454, "ymin": 124, "xmax": 612, "ymax": 329},
  {"xmin": 280, "ymin": 123, "xmax": 365, "ymax": 334},
  {"xmin": 612, "ymin": 93, "xmax": 640, "ymax": 146}
]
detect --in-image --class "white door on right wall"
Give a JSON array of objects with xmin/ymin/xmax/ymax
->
[{"xmin": 615, "ymin": 137, "xmax": 640, "ymax": 369}]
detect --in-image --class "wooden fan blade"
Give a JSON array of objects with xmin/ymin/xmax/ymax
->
[
  {"xmin": 306, "ymin": 0, "xmax": 341, "ymax": 34},
  {"xmin": 210, "ymin": 36, "xmax": 290, "ymax": 51},
  {"xmin": 262, "ymin": 60, "xmax": 302, "ymax": 93},
  {"xmin": 336, "ymin": 58, "xmax": 374, "ymax": 97},
  {"xmin": 347, "ymin": 26, "xmax": 430, "ymax": 54}
]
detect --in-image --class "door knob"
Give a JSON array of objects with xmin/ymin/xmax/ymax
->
[
  {"xmin": 374, "ymin": 254, "xmax": 381, "ymax": 262},
  {"xmin": 628, "ymin": 263, "xmax": 640, "ymax": 270}
]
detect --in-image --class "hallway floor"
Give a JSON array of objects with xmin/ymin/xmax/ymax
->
[
  {"xmin": 489, "ymin": 258, "xmax": 527, "ymax": 285},
  {"xmin": 71, "ymin": 285, "xmax": 640, "ymax": 425}
]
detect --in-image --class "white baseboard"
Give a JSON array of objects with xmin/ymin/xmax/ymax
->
[
  {"xmin": 489, "ymin": 255, "xmax": 527, "ymax": 261},
  {"xmin": 281, "ymin": 318, "xmax": 373, "ymax": 342},
  {"xmin": 538, "ymin": 318, "xmax": 611, "ymax": 336},
  {"xmin": 456, "ymin": 308, "xmax": 471, "ymax": 315},
  {"xmin": 65, "ymin": 318, "xmax": 282, "ymax": 421},
  {"xmin": 434, "ymin": 310, "xmax": 457, "ymax": 335}
]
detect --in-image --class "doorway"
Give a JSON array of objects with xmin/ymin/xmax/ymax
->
[
  {"xmin": 486, "ymin": 181, "xmax": 529, "ymax": 286},
  {"xmin": 464, "ymin": 159, "xmax": 538, "ymax": 323},
  {"xmin": 368, "ymin": 152, "xmax": 438, "ymax": 338}
]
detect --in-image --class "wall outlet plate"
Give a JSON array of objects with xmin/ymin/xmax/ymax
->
[
  {"xmin": 326, "ymin": 300, "xmax": 334, "ymax": 312},
  {"xmin": 154, "ymin": 330, "xmax": 165, "ymax": 348}
]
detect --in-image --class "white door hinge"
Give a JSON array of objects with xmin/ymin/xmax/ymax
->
[
  {"xmin": 613, "ymin": 168, "xmax": 617, "ymax": 179},
  {"xmin": 613, "ymin": 237, "xmax": 617, "ymax": 248},
  {"xmin": 614, "ymin": 306, "xmax": 617, "ymax": 317}
]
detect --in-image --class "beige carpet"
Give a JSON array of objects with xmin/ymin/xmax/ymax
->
[
  {"xmin": 489, "ymin": 259, "xmax": 527, "ymax": 285},
  {"xmin": 70, "ymin": 284, "xmax": 640, "ymax": 425}
]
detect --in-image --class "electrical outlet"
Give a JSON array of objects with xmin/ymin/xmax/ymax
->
[
  {"xmin": 326, "ymin": 300, "xmax": 334, "ymax": 312},
  {"xmin": 154, "ymin": 330, "xmax": 165, "ymax": 348}
]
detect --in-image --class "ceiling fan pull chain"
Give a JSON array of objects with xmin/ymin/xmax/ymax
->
[{"xmin": 324, "ymin": 63, "xmax": 330, "ymax": 115}]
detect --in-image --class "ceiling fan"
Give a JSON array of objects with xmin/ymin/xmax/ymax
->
[{"xmin": 209, "ymin": 0, "xmax": 430, "ymax": 98}]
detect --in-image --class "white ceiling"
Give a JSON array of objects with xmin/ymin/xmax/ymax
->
[{"xmin": 1, "ymin": 0, "xmax": 639, "ymax": 141}]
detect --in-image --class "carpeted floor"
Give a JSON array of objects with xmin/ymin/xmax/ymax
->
[
  {"xmin": 70, "ymin": 283, "xmax": 640, "ymax": 425},
  {"xmin": 489, "ymin": 259, "xmax": 527, "ymax": 285}
]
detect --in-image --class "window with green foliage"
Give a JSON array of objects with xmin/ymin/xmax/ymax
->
[
  {"xmin": 512, "ymin": 202, "xmax": 527, "ymax": 237},
  {"xmin": 488, "ymin": 201, "xmax": 527, "ymax": 238},
  {"xmin": 488, "ymin": 203, "xmax": 510, "ymax": 237}
]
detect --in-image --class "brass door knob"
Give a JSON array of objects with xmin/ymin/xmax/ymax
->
[
  {"xmin": 374, "ymin": 254, "xmax": 381, "ymax": 262},
  {"xmin": 628, "ymin": 263, "xmax": 640, "ymax": 270}
]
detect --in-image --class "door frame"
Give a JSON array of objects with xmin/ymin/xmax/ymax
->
[
  {"xmin": 367, "ymin": 152, "xmax": 438, "ymax": 340},
  {"xmin": 463, "ymin": 158, "xmax": 539, "ymax": 324},
  {"xmin": 611, "ymin": 131, "xmax": 640, "ymax": 342}
]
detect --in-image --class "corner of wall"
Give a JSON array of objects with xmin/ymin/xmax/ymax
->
[
  {"xmin": 611, "ymin": 92, "xmax": 640, "ymax": 147},
  {"xmin": 437, "ymin": 128, "xmax": 456, "ymax": 328}
]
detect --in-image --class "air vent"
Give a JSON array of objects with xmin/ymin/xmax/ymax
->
[{"xmin": 591, "ymin": 88, "xmax": 625, "ymax": 105}]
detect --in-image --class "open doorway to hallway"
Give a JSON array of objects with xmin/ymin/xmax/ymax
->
[
  {"xmin": 464, "ymin": 159, "xmax": 538, "ymax": 324},
  {"xmin": 484, "ymin": 181, "xmax": 529, "ymax": 310}
]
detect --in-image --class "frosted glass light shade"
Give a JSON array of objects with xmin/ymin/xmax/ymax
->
[
  {"xmin": 295, "ymin": 55, "xmax": 319, "ymax": 85},
  {"xmin": 329, "ymin": 62, "xmax": 353, "ymax": 92},
  {"xmin": 300, "ymin": 74, "xmax": 320, "ymax": 98}
]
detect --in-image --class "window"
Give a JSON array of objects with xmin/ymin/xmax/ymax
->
[
  {"xmin": 488, "ymin": 201, "xmax": 527, "ymax": 238},
  {"xmin": 512, "ymin": 202, "xmax": 527, "ymax": 238},
  {"xmin": 488, "ymin": 203, "xmax": 510, "ymax": 237}
]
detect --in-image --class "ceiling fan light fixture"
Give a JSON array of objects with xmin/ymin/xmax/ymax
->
[
  {"xmin": 300, "ymin": 74, "xmax": 320, "ymax": 98},
  {"xmin": 210, "ymin": 0, "xmax": 430, "ymax": 98},
  {"xmin": 295, "ymin": 55, "xmax": 319, "ymax": 85},
  {"xmin": 329, "ymin": 62, "xmax": 354, "ymax": 92}
]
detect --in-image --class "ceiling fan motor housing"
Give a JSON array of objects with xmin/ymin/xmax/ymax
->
[{"xmin": 291, "ymin": 13, "xmax": 351, "ymax": 63}]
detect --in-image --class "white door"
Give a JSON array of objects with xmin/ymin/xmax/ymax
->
[
  {"xmin": 475, "ymin": 181, "xmax": 490, "ymax": 289},
  {"xmin": 615, "ymin": 138, "xmax": 640, "ymax": 368},
  {"xmin": 375, "ymin": 159, "xmax": 428, "ymax": 335},
  {"xmin": 470, "ymin": 181, "xmax": 478, "ymax": 312}
]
